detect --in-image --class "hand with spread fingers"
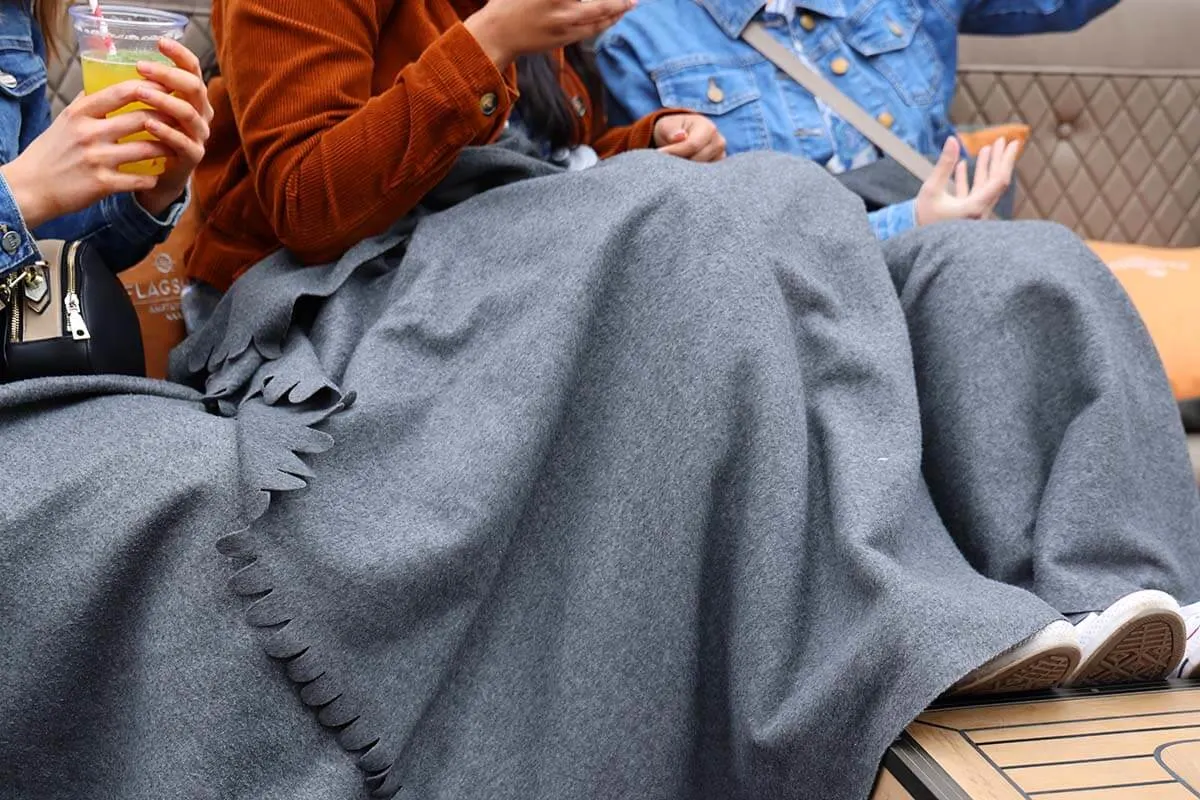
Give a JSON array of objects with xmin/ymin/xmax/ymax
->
[{"xmin": 916, "ymin": 136, "xmax": 1020, "ymax": 226}]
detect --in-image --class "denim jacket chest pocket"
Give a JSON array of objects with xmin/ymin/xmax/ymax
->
[
  {"xmin": 840, "ymin": 0, "xmax": 941, "ymax": 107},
  {"xmin": 652, "ymin": 58, "xmax": 770, "ymax": 153},
  {"xmin": 0, "ymin": 38, "xmax": 47, "ymax": 163}
]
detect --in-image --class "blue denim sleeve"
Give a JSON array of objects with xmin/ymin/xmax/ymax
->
[
  {"xmin": 0, "ymin": 170, "xmax": 186, "ymax": 276},
  {"xmin": 0, "ymin": 172, "xmax": 42, "ymax": 275},
  {"xmin": 868, "ymin": 200, "xmax": 918, "ymax": 241},
  {"xmin": 594, "ymin": 32, "xmax": 665, "ymax": 128},
  {"xmin": 33, "ymin": 188, "xmax": 187, "ymax": 271},
  {"xmin": 961, "ymin": 0, "xmax": 1120, "ymax": 35}
]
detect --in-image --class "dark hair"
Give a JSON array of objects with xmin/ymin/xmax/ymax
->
[{"xmin": 515, "ymin": 45, "xmax": 605, "ymax": 151}]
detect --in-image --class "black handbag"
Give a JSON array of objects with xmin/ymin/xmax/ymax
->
[
  {"xmin": 832, "ymin": 156, "xmax": 924, "ymax": 212},
  {"xmin": 0, "ymin": 239, "xmax": 145, "ymax": 382}
]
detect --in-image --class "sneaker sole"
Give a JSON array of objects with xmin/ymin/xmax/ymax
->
[
  {"xmin": 1069, "ymin": 611, "xmax": 1186, "ymax": 688},
  {"xmin": 948, "ymin": 645, "xmax": 1080, "ymax": 697}
]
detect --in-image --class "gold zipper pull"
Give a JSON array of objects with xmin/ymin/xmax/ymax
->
[
  {"xmin": 0, "ymin": 268, "xmax": 24, "ymax": 316},
  {"xmin": 64, "ymin": 291, "xmax": 90, "ymax": 340}
]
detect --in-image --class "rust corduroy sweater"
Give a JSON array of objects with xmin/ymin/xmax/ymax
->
[{"xmin": 187, "ymin": 0, "xmax": 672, "ymax": 291}]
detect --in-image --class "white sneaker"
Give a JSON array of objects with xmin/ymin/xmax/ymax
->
[
  {"xmin": 1172, "ymin": 600, "xmax": 1200, "ymax": 679},
  {"xmin": 948, "ymin": 620, "xmax": 1081, "ymax": 697},
  {"xmin": 1064, "ymin": 590, "xmax": 1186, "ymax": 688}
]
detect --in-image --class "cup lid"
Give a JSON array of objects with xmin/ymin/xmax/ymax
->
[{"xmin": 68, "ymin": 4, "xmax": 189, "ymax": 31}]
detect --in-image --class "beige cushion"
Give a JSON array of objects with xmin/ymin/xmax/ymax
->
[
  {"xmin": 46, "ymin": 0, "xmax": 214, "ymax": 117},
  {"xmin": 951, "ymin": 0, "xmax": 1200, "ymax": 247}
]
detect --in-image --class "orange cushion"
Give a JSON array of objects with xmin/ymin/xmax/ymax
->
[
  {"xmin": 958, "ymin": 123, "xmax": 1031, "ymax": 158},
  {"xmin": 1089, "ymin": 241, "xmax": 1200, "ymax": 401}
]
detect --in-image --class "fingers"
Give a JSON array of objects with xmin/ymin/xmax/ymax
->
[
  {"xmin": 146, "ymin": 116, "xmax": 205, "ymax": 165},
  {"xmin": 99, "ymin": 139, "xmax": 175, "ymax": 166},
  {"xmin": 966, "ymin": 137, "xmax": 1015, "ymax": 215},
  {"xmin": 70, "ymin": 79, "xmax": 166, "ymax": 118},
  {"xmin": 954, "ymin": 159, "xmax": 969, "ymax": 198},
  {"xmin": 570, "ymin": 7, "xmax": 629, "ymax": 37},
  {"xmin": 998, "ymin": 139, "xmax": 1021, "ymax": 178},
  {"xmin": 100, "ymin": 170, "xmax": 160, "ymax": 195},
  {"xmin": 691, "ymin": 134, "xmax": 726, "ymax": 163},
  {"xmin": 658, "ymin": 131, "xmax": 705, "ymax": 159},
  {"xmin": 658, "ymin": 141, "xmax": 702, "ymax": 159},
  {"xmin": 982, "ymin": 137, "xmax": 1015, "ymax": 191},
  {"xmin": 157, "ymin": 37, "xmax": 202, "ymax": 80},
  {"xmin": 975, "ymin": 142, "xmax": 993, "ymax": 187},
  {"xmin": 137, "ymin": 53, "xmax": 213, "ymax": 125},
  {"xmin": 927, "ymin": 137, "xmax": 958, "ymax": 192},
  {"xmin": 564, "ymin": 0, "xmax": 633, "ymax": 30},
  {"xmin": 653, "ymin": 114, "xmax": 686, "ymax": 148},
  {"xmin": 91, "ymin": 108, "xmax": 170, "ymax": 140},
  {"xmin": 135, "ymin": 85, "xmax": 210, "ymax": 143}
]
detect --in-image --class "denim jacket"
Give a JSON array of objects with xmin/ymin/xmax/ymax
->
[
  {"xmin": 0, "ymin": 3, "xmax": 184, "ymax": 276},
  {"xmin": 596, "ymin": 0, "xmax": 1119, "ymax": 239}
]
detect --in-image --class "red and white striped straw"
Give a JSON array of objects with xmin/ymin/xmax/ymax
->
[{"xmin": 86, "ymin": 0, "xmax": 116, "ymax": 55}]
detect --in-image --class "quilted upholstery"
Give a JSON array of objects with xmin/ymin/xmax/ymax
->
[
  {"xmin": 45, "ymin": 0, "xmax": 213, "ymax": 117},
  {"xmin": 953, "ymin": 72, "xmax": 1200, "ymax": 247},
  {"xmin": 954, "ymin": 0, "xmax": 1200, "ymax": 247}
]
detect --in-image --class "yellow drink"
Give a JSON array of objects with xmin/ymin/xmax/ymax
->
[{"xmin": 80, "ymin": 51, "xmax": 172, "ymax": 176}]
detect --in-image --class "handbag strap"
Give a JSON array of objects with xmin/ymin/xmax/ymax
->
[{"xmin": 741, "ymin": 22, "xmax": 935, "ymax": 183}]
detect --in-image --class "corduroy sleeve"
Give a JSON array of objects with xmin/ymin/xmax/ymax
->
[{"xmin": 220, "ymin": 0, "xmax": 514, "ymax": 264}]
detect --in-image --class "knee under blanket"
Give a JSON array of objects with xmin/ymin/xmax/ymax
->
[{"xmin": 1, "ymin": 143, "xmax": 1067, "ymax": 799}]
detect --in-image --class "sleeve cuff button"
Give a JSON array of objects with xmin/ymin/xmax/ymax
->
[{"xmin": 2, "ymin": 230, "xmax": 22, "ymax": 254}]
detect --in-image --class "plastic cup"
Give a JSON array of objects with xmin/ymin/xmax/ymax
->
[{"xmin": 69, "ymin": 5, "xmax": 188, "ymax": 176}]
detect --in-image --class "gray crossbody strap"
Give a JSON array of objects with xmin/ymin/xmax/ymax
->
[{"xmin": 742, "ymin": 22, "xmax": 936, "ymax": 182}]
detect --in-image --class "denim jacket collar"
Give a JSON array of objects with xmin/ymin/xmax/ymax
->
[{"xmin": 697, "ymin": 0, "xmax": 847, "ymax": 37}]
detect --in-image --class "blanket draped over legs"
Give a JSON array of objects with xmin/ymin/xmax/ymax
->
[
  {"xmin": 884, "ymin": 225, "xmax": 1200, "ymax": 614},
  {"xmin": 13, "ymin": 147, "xmax": 1166, "ymax": 799}
]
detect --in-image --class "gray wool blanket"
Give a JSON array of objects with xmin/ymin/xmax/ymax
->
[{"xmin": 3, "ymin": 141, "xmax": 1196, "ymax": 799}]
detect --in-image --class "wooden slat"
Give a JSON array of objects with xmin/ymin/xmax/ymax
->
[
  {"xmin": 1006, "ymin": 756, "xmax": 1168, "ymax": 794},
  {"xmin": 907, "ymin": 723, "xmax": 1026, "ymax": 800},
  {"xmin": 920, "ymin": 687, "xmax": 1200, "ymax": 731},
  {"xmin": 1031, "ymin": 783, "xmax": 1195, "ymax": 800},
  {"xmin": 870, "ymin": 768, "xmax": 917, "ymax": 800},
  {"xmin": 969, "ymin": 711, "xmax": 1200, "ymax": 744},
  {"xmin": 893, "ymin": 687, "xmax": 1200, "ymax": 797},
  {"xmin": 983, "ymin": 726, "xmax": 1200, "ymax": 767},
  {"xmin": 1157, "ymin": 739, "xmax": 1200, "ymax": 787}
]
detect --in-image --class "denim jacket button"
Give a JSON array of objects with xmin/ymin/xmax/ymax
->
[
  {"xmin": 0, "ymin": 73, "xmax": 16, "ymax": 90},
  {"xmin": 2, "ymin": 230, "xmax": 21, "ymax": 254},
  {"xmin": 830, "ymin": 57, "xmax": 850, "ymax": 76},
  {"xmin": 799, "ymin": 13, "xmax": 815, "ymax": 31},
  {"xmin": 706, "ymin": 79, "xmax": 724, "ymax": 103}
]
